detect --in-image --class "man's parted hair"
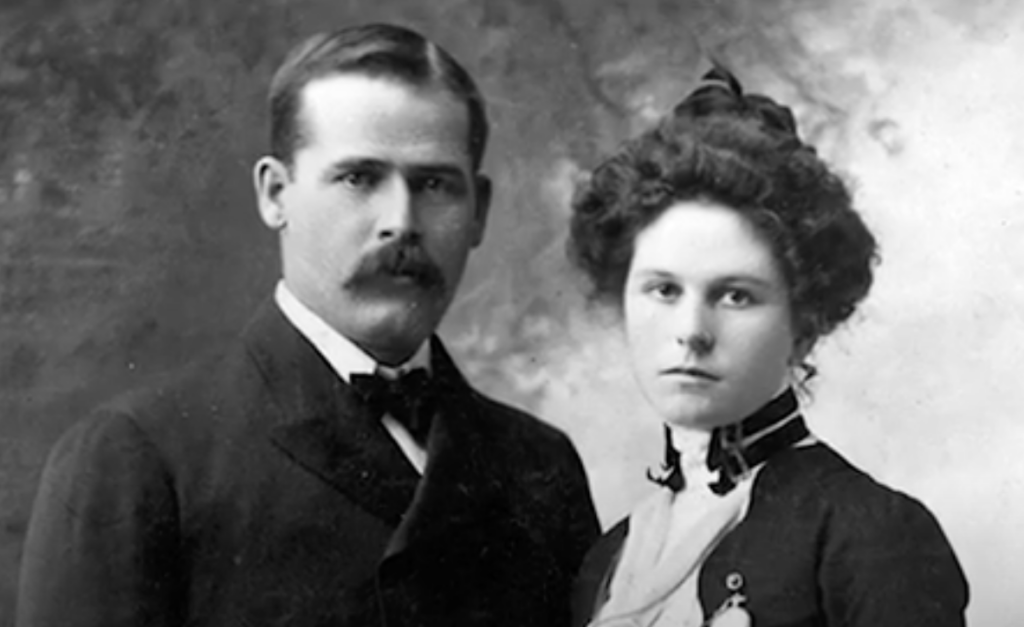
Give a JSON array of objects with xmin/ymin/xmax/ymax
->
[{"xmin": 268, "ymin": 24, "xmax": 489, "ymax": 168}]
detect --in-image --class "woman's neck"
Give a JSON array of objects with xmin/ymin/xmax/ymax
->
[{"xmin": 665, "ymin": 385, "xmax": 799, "ymax": 478}]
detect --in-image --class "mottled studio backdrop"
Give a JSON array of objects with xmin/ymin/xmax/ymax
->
[{"xmin": 1, "ymin": 0, "xmax": 1022, "ymax": 624}]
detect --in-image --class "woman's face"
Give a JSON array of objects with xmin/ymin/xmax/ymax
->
[{"xmin": 624, "ymin": 199, "xmax": 800, "ymax": 430}]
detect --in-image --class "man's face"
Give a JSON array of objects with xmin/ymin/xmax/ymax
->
[{"xmin": 257, "ymin": 74, "xmax": 489, "ymax": 364}]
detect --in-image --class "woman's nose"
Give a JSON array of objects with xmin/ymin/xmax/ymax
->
[{"xmin": 674, "ymin": 301, "xmax": 716, "ymax": 355}]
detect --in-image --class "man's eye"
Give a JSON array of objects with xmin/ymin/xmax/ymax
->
[
  {"xmin": 416, "ymin": 176, "xmax": 462, "ymax": 196},
  {"xmin": 422, "ymin": 176, "xmax": 445, "ymax": 190},
  {"xmin": 337, "ymin": 171, "xmax": 377, "ymax": 189}
]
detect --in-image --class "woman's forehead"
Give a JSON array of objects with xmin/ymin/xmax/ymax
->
[{"xmin": 630, "ymin": 200, "xmax": 784, "ymax": 284}]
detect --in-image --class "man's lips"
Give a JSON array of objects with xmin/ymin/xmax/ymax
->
[{"xmin": 357, "ymin": 267, "xmax": 442, "ymax": 290}]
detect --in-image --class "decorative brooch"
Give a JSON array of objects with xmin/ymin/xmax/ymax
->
[{"xmin": 704, "ymin": 571, "xmax": 752, "ymax": 627}]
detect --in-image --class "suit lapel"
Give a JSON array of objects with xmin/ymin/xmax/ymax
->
[
  {"xmin": 244, "ymin": 307, "xmax": 503, "ymax": 553},
  {"xmin": 383, "ymin": 338, "xmax": 499, "ymax": 558},
  {"xmin": 269, "ymin": 407, "xmax": 421, "ymax": 527},
  {"xmin": 242, "ymin": 301, "xmax": 420, "ymax": 526}
]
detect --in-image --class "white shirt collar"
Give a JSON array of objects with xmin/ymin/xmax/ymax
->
[
  {"xmin": 274, "ymin": 280, "xmax": 431, "ymax": 383},
  {"xmin": 668, "ymin": 425, "xmax": 718, "ymax": 488}
]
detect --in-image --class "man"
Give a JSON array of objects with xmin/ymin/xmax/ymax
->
[{"xmin": 17, "ymin": 24, "xmax": 599, "ymax": 627}]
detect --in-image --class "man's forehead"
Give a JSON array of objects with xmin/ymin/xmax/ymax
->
[{"xmin": 297, "ymin": 73, "xmax": 472, "ymax": 164}]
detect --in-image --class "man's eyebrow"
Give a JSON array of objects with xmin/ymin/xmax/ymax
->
[
  {"xmin": 407, "ymin": 163, "xmax": 469, "ymax": 178},
  {"xmin": 321, "ymin": 159, "xmax": 468, "ymax": 178},
  {"xmin": 324, "ymin": 158, "xmax": 389, "ymax": 174}
]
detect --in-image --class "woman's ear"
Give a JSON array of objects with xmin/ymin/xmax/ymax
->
[
  {"xmin": 791, "ymin": 335, "xmax": 815, "ymax": 364},
  {"xmin": 253, "ymin": 156, "xmax": 291, "ymax": 230},
  {"xmin": 789, "ymin": 332, "xmax": 818, "ymax": 384}
]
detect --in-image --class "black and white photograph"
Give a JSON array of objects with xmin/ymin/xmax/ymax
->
[{"xmin": 0, "ymin": 1, "xmax": 1019, "ymax": 625}]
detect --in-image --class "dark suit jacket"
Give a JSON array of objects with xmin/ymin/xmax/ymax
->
[
  {"xmin": 573, "ymin": 444, "xmax": 968, "ymax": 627},
  {"xmin": 17, "ymin": 302, "xmax": 600, "ymax": 627}
]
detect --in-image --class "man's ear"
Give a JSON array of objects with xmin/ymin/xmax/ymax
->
[
  {"xmin": 253, "ymin": 156, "xmax": 291, "ymax": 230},
  {"xmin": 470, "ymin": 174, "xmax": 492, "ymax": 248}
]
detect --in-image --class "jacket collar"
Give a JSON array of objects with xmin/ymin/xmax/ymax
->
[
  {"xmin": 242, "ymin": 301, "xmax": 500, "ymax": 555},
  {"xmin": 243, "ymin": 301, "xmax": 420, "ymax": 526},
  {"xmin": 382, "ymin": 335, "xmax": 496, "ymax": 558}
]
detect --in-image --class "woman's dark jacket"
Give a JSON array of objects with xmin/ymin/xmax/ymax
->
[{"xmin": 573, "ymin": 444, "xmax": 968, "ymax": 627}]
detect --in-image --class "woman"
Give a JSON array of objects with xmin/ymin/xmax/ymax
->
[{"xmin": 568, "ymin": 69, "xmax": 968, "ymax": 627}]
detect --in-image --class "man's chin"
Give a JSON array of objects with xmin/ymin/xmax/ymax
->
[
  {"xmin": 348, "ymin": 310, "xmax": 443, "ymax": 365},
  {"xmin": 349, "ymin": 296, "xmax": 447, "ymax": 340},
  {"xmin": 353, "ymin": 273, "xmax": 444, "ymax": 294}
]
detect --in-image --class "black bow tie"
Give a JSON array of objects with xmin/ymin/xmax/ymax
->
[
  {"xmin": 648, "ymin": 388, "xmax": 808, "ymax": 495},
  {"xmin": 349, "ymin": 369, "xmax": 436, "ymax": 442}
]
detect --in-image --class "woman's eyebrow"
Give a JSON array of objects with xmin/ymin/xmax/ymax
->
[
  {"xmin": 631, "ymin": 268, "xmax": 678, "ymax": 280},
  {"xmin": 714, "ymin": 274, "xmax": 778, "ymax": 288}
]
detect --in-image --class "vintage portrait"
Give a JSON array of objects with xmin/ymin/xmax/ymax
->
[{"xmin": 0, "ymin": 0, "xmax": 1019, "ymax": 625}]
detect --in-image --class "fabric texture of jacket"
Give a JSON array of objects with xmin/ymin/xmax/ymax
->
[
  {"xmin": 18, "ymin": 301, "xmax": 600, "ymax": 627},
  {"xmin": 573, "ymin": 444, "xmax": 968, "ymax": 627}
]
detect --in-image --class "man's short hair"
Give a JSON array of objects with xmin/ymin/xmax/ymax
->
[{"xmin": 268, "ymin": 24, "xmax": 489, "ymax": 169}]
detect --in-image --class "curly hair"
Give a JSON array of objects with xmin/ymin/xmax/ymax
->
[{"xmin": 568, "ymin": 68, "xmax": 878, "ymax": 344}]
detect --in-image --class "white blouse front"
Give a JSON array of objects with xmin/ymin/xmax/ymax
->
[
  {"xmin": 592, "ymin": 427, "xmax": 756, "ymax": 627},
  {"xmin": 592, "ymin": 413, "xmax": 817, "ymax": 627}
]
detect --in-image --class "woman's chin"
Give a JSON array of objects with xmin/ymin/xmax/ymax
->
[
  {"xmin": 655, "ymin": 400, "xmax": 732, "ymax": 431},
  {"xmin": 655, "ymin": 405, "xmax": 720, "ymax": 430}
]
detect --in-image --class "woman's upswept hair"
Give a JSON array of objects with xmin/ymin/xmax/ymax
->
[{"xmin": 568, "ymin": 67, "xmax": 878, "ymax": 345}]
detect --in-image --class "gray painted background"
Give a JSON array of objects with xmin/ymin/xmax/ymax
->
[{"xmin": 2, "ymin": 0, "xmax": 1021, "ymax": 623}]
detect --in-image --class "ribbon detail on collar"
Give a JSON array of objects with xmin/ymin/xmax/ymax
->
[
  {"xmin": 647, "ymin": 388, "xmax": 808, "ymax": 495},
  {"xmin": 706, "ymin": 388, "xmax": 808, "ymax": 495}
]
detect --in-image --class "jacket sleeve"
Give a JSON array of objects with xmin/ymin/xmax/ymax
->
[
  {"xmin": 17, "ymin": 410, "xmax": 185, "ymax": 627},
  {"xmin": 818, "ymin": 487, "xmax": 969, "ymax": 627},
  {"xmin": 557, "ymin": 437, "xmax": 602, "ymax": 579}
]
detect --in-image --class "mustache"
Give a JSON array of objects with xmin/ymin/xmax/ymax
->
[{"xmin": 348, "ymin": 237, "xmax": 445, "ymax": 290}]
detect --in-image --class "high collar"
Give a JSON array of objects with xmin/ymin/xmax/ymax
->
[
  {"xmin": 723, "ymin": 387, "xmax": 800, "ymax": 438},
  {"xmin": 650, "ymin": 388, "xmax": 808, "ymax": 495},
  {"xmin": 706, "ymin": 388, "xmax": 807, "ymax": 494},
  {"xmin": 667, "ymin": 427, "xmax": 715, "ymax": 486}
]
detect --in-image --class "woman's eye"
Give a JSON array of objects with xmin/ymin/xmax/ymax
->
[
  {"xmin": 646, "ymin": 282, "xmax": 681, "ymax": 301},
  {"xmin": 720, "ymin": 288, "xmax": 755, "ymax": 308}
]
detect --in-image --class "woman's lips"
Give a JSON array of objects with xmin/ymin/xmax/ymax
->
[{"xmin": 661, "ymin": 366, "xmax": 721, "ymax": 382}]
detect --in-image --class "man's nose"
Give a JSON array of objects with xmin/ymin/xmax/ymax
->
[{"xmin": 376, "ymin": 177, "xmax": 416, "ymax": 240}]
